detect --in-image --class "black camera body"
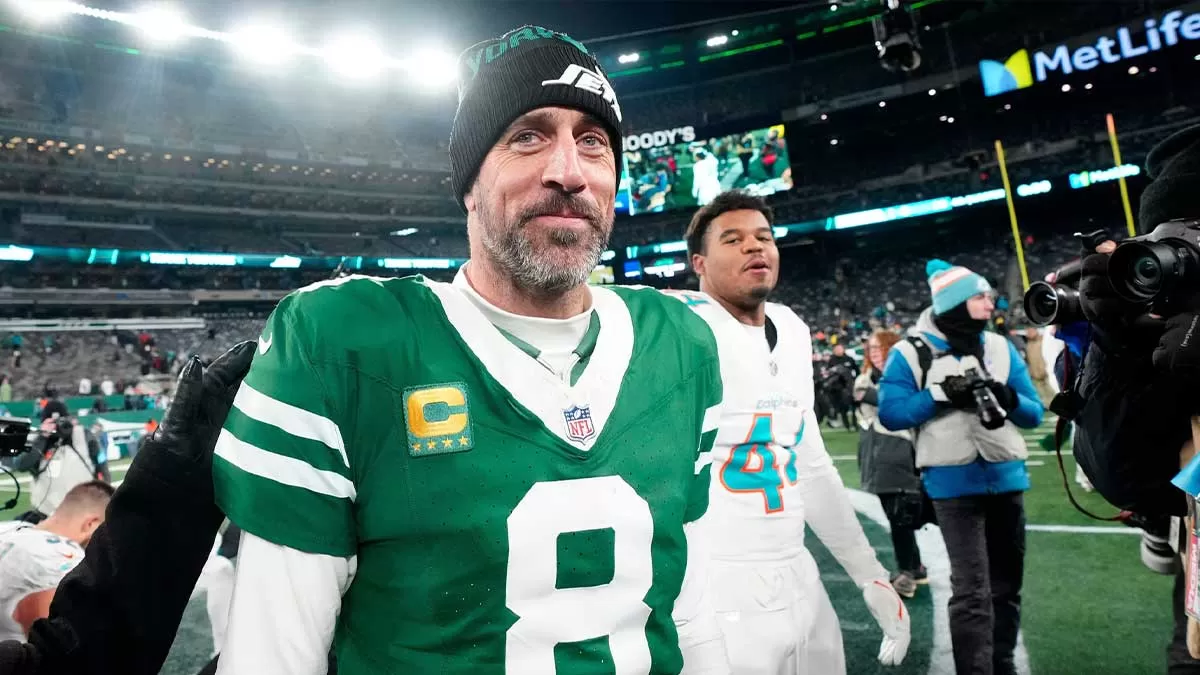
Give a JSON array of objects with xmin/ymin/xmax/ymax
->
[
  {"xmin": 0, "ymin": 416, "xmax": 33, "ymax": 457},
  {"xmin": 1023, "ymin": 223, "xmax": 1200, "ymax": 326},
  {"xmin": 1108, "ymin": 218, "xmax": 1200, "ymax": 313},
  {"xmin": 962, "ymin": 368, "xmax": 1007, "ymax": 430}
]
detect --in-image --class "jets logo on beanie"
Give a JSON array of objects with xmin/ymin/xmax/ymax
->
[
  {"xmin": 449, "ymin": 26, "xmax": 625, "ymax": 211},
  {"xmin": 927, "ymin": 259, "xmax": 992, "ymax": 315}
]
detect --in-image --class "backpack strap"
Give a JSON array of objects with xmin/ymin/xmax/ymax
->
[{"xmin": 906, "ymin": 336, "xmax": 934, "ymax": 389}]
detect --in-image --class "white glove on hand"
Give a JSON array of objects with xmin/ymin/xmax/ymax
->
[{"xmin": 862, "ymin": 579, "xmax": 911, "ymax": 666}]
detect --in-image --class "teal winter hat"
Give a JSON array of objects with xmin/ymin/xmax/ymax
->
[{"xmin": 927, "ymin": 259, "xmax": 992, "ymax": 315}]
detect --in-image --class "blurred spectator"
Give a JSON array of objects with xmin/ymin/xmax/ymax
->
[{"xmin": 0, "ymin": 374, "xmax": 11, "ymax": 402}]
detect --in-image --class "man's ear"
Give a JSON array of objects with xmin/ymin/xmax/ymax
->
[
  {"xmin": 79, "ymin": 515, "xmax": 102, "ymax": 542},
  {"xmin": 691, "ymin": 253, "xmax": 706, "ymax": 278},
  {"xmin": 463, "ymin": 184, "xmax": 478, "ymax": 213}
]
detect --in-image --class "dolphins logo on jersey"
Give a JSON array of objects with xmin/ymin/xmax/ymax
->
[{"xmin": 562, "ymin": 405, "xmax": 596, "ymax": 443}]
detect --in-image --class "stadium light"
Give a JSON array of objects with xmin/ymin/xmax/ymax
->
[
  {"xmin": 1150, "ymin": 66, "xmax": 1158, "ymax": 73},
  {"xmin": 130, "ymin": 6, "xmax": 190, "ymax": 45},
  {"xmin": 820, "ymin": 113, "xmax": 828, "ymax": 120},
  {"xmin": 706, "ymin": 35, "xmax": 728, "ymax": 48},
  {"xmin": 1195, "ymin": 54, "xmax": 1200, "ymax": 61},
  {"xmin": 618, "ymin": 53, "xmax": 639, "ymax": 64},
  {"xmin": 1061, "ymin": 83, "xmax": 1071, "ymax": 92},
  {"xmin": 947, "ymin": 116, "xmax": 955, "ymax": 123},
  {"xmin": 13, "ymin": 0, "xmax": 74, "ymax": 23},
  {"xmin": 830, "ymin": 138, "xmax": 839, "ymax": 145},
  {"xmin": 878, "ymin": 100, "xmax": 887, "ymax": 107},
  {"xmin": 231, "ymin": 24, "xmax": 297, "ymax": 66},
  {"xmin": 1004, "ymin": 103, "xmax": 1012, "ymax": 110},
  {"xmin": 402, "ymin": 47, "xmax": 457, "ymax": 91},
  {"xmin": 1128, "ymin": 65, "xmax": 1139, "ymax": 75},
  {"xmin": 1085, "ymin": 82, "xmax": 1093, "ymax": 90},
  {"xmin": 731, "ymin": 29, "xmax": 739, "ymax": 36},
  {"xmin": 928, "ymin": 88, "xmax": 936, "ymax": 96},
  {"xmin": 939, "ymin": 115, "xmax": 947, "ymax": 121},
  {"xmin": 323, "ymin": 34, "xmax": 384, "ymax": 80},
  {"xmin": 391, "ymin": 228, "xmax": 418, "ymax": 236},
  {"xmin": 830, "ymin": 3, "xmax": 839, "ymax": 11}
]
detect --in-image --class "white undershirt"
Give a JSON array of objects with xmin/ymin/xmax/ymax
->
[{"xmin": 453, "ymin": 271, "xmax": 593, "ymax": 378}]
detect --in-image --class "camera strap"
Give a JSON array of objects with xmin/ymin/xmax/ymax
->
[
  {"xmin": 1051, "ymin": 346, "xmax": 1133, "ymax": 523},
  {"xmin": 906, "ymin": 336, "xmax": 934, "ymax": 389}
]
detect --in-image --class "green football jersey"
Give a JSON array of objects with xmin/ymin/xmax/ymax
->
[{"xmin": 213, "ymin": 274, "xmax": 722, "ymax": 675}]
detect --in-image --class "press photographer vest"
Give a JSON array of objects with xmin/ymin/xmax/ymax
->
[{"xmin": 892, "ymin": 331, "xmax": 1028, "ymax": 469}]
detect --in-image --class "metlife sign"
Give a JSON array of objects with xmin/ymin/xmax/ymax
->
[{"xmin": 979, "ymin": 6, "xmax": 1200, "ymax": 96}]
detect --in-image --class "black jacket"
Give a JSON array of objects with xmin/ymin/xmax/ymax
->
[
  {"xmin": 0, "ymin": 438, "xmax": 224, "ymax": 675},
  {"xmin": 1073, "ymin": 340, "xmax": 1191, "ymax": 517}
]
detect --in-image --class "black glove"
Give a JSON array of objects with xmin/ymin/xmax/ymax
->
[
  {"xmin": 148, "ymin": 341, "xmax": 254, "ymax": 478},
  {"xmin": 27, "ymin": 341, "xmax": 254, "ymax": 675},
  {"xmin": 1079, "ymin": 252, "xmax": 1144, "ymax": 330},
  {"xmin": 0, "ymin": 640, "xmax": 40, "ymax": 675},
  {"xmin": 986, "ymin": 381, "xmax": 1019, "ymax": 412},
  {"xmin": 937, "ymin": 375, "xmax": 977, "ymax": 409},
  {"xmin": 1153, "ymin": 312, "xmax": 1200, "ymax": 386}
]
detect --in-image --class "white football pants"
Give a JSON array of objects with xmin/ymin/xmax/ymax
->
[{"xmin": 710, "ymin": 550, "xmax": 845, "ymax": 675}]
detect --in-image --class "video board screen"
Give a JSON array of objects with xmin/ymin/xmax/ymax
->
[{"xmin": 617, "ymin": 124, "xmax": 792, "ymax": 216}]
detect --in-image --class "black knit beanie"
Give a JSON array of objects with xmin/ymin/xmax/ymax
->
[
  {"xmin": 449, "ymin": 26, "xmax": 624, "ymax": 212},
  {"xmin": 1139, "ymin": 124, "xmax": 1200, "ymax": 230}
]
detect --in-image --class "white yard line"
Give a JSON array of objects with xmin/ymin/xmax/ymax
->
[{"xmin": 1026, "ymin": 524, "xmax": 1140, "ymax": 535}]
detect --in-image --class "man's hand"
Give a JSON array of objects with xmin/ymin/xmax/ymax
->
[
  {"xmin": 1153, "ymin": 312, "xmax": 1200, "ymax": 387},
  {"xmin": 1078, "ymin": 242, "xmax": 1142, "ymax": 326},
  {"xmin": 932, "ymin": 375, "xmax": 976, "ymax": 409},
  {"xmin": 862, "ymin": 579, "xmax": 911, "ymax": 666}
]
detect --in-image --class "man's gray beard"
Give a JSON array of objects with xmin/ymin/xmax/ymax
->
[{"xmin": 480, "ymin": 214, "xmax": 609, "ymax": 296}]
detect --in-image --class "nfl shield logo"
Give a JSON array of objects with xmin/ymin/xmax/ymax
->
[{"xmin": 563, "ymin": 405, "xmax": 596, "ymax": 443}]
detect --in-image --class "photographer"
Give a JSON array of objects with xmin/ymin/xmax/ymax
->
[
  {"xmin": 12, "ymin": 415, "xmax": 99, "ymax": 524},
  {"xmin": 878, "ymin": 259, "xmax": 1044, "ymax": 675},
  {"xmin": 1071, "ymin": 124, "xmax": 1200, "ymax": 673}
]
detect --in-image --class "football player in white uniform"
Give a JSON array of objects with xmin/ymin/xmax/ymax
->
[
  {"xmin": 673, "ymin": 191, "xmax": 910, "ymax": 674},
  {"xmin": 0, "ymin": 480, "xmax": 112, "ymax": 641}
]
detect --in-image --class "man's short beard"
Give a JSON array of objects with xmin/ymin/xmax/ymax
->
[
  {"xmin": 746, "ymin": 284, "xmax": 771, "ymax": 302},
  {"xmin": 478, "ymin": 194, "xmax": 611, "ymax": 296}
]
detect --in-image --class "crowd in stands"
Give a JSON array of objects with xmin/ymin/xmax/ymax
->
[
  {"xmin": 0, "ymin": 318, "xmax": 265, "ymax": 401},
  {"xmin": 0, "ymin": 222, "xmax": 1095, "ymax": 403}
]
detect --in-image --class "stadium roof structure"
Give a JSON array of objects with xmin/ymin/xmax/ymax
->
[{"xmin": 8, "ymin": 1, "xmax": 1189, "ymax": 101}]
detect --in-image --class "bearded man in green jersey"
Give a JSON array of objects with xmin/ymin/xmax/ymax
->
[{"xmin": 212, "ymin": 26, "xmax": 729, "ymax": 675}]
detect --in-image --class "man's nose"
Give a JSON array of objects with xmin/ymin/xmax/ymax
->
[{"xmin": 541, "ymin": 135, "xmax": 587, "ymax": 195}]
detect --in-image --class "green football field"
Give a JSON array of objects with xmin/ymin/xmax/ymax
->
[
  {"xmin": 818, "ymin": 422, "xmax": 1175, "ymax": 675},
  {"xmin": 3, "ymin": 420, "xmax": 1177, "ymax": 674}
]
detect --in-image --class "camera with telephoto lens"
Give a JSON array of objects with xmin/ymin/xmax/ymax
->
[
  {"xmin": 0, "ymin": 416, "xmax": 33, "ymax": 457},
  {"xmin": 962, "ymin": 368, "xmax": 1007, "ymax": 430},
  {"xmin": 1107, "ymin": 218, "xmax": 1200, "ymax": 314},
  {"xmin": 1022, "ymin": 230, "xmax": 1119, "ymax": 327},
  {"xmin": 1023, "ymin": 259, "xmax": 1084, "ymax": 327}
]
